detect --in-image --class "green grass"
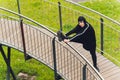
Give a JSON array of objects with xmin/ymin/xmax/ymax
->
[
  {"xmin": 0, "ymin": 46, "xmax": 54, "ymax": 80},
  {"xmin": 80, "ymin": 0, "xmax": 120, "ymax": 22},
  {"xmin": 0, "ymin": 0, "xmax": 120, "ymax": 79}
]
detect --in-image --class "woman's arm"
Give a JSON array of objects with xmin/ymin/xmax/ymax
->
[{"xmin": 65, "ymin": 25, "xmax": 78, "ymax": 37}]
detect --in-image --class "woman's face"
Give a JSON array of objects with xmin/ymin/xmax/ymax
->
[{"xmin": 79, "ymin": 21, "xmax": 85, "ymax": 27}]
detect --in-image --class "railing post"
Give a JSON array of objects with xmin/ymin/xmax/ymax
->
[
  {"xmin": 20, "ymin": 20, "xmax": 28, "ymax": 60},
  {"xmin": 17, "ymin": 0, "xmax": 28, "ymax": 60},
  {"xmin": 83, "ymin": 64, "xmax": 87, "ymax": 80},
  {"xmin": 52, "ymin": 37, "xmax": 57, "ymax": 80},
  {"xmin": 100, "ymin": 18, "xmax": 104, "ymax": 55},
  {"xmin": 17, "ymin": 0, "xmax": 21, "ymax": 14},
  {"xmin": 58, "ymin": 2, "xmax": 62, "ymax": 31}
]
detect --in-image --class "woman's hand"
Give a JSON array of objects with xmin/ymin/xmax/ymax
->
[{"xmin": 63, "ymin": 39, "xmax": 70, "ymax": 43}]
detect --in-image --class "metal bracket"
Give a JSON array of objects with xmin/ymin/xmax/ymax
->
[{"xmin": 0, "ymin": 45, "xmax": 16, "ymax": 80}]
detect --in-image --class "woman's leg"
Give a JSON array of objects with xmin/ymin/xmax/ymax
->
[
  {"xmin": 90, "ymin": 48, "xmax": 97, "ymax": 67},
  {"xmin": 90, "ymin": 47, "xmax": 99, "ymax": 71}
]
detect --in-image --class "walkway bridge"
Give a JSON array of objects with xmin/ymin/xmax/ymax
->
[{"xmin": 0, "ymin": 4, "xmax": 120, "ymax": 80}]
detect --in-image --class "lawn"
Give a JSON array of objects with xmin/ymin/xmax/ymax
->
[
  {"xmin": 0, "ymin": 0, "xmax": 120, "ymax": 79},
  {"xmin": 80, "ymin": 0, "xmax": 120, "ymax": 22},
  {"xmin": 0, "ymin": 46, "xmax": 54, "ymax": 80}
]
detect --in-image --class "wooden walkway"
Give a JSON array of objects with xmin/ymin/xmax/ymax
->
[
  {"xmin": 70, "ymin": 42, "xmax": 120, "ymax": 80},
  {"xmin": 0, "ymin": 17, "xmax": 120, "ymax": 80}
]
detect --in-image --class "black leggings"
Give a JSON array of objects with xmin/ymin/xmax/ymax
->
[{"xmin": 89, "ymin": 47, "xmax": 97, "ymax": 67}]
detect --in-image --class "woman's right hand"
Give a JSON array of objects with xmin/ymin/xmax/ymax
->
[{"xmin": 63, "ymin": 39, "xmax": 70, "ymax": 43}]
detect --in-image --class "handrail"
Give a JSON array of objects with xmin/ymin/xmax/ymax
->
[
  {"xmin": 0, "ymin": 7, "xmax": 56, "ymax": 36},
  {"xmin": 65, "ymin": 0, "xmax": 120, "ymax": 26},
  {"xmin": 0, "ymin": 7, "xmax": 104, "ymax": 80},
  {"xmin": 66, "ymin": 43, "xmax": 104, "ymax": 80}
]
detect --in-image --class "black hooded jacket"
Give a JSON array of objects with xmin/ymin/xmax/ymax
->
[{"xmin": 65, "ymin": 23, "xmax": 96, "ymax": 50}]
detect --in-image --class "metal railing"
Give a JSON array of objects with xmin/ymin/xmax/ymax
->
[
  {"xmin": 0, "ymin": 7, "xmax": 104, "ymax": 80},
  {"xmin": 52, "ymin": 38, "xmax": 104, "ymax": 80},
  {"xmin": 65, "ymin": 0, "xmax": 120, "ymax": 66},
  {"xmin": 38, "ymin": 0, "xmax": 120, "ymax": 66}
]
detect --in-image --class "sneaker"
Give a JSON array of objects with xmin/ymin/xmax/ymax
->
[{"xmin": 57, "ymin": 31, "xmax": 66, "ymax": 41}]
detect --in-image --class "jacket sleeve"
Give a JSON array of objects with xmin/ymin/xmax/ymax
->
[
  {"xmin": 70, "ymin": 35, "xmax": 83, "ymax": 43},
  {"xmin": 70, "ymin": 36, "xmax": 80, "ymax": 43},
  {"xmin": 65, "ymin": 25, "xmax": 78, "ymax": 37}
]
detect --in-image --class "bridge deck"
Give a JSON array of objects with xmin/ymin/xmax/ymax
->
[
  {"xmin": 0, "ymin": 18, "xmax": 120, "ymax": 80},
  {"xmin": 71, "ymin": 42, "xmax": 120, "ymax": 80}
]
